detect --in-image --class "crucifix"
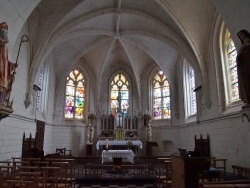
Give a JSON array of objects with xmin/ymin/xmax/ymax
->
[
  {"xmin": 117, "ymin": 111, "xmax": 122, "ymax": 128},
  {"xmin": 117, "ymin": 91, "xmax": 122, "ymax": 111},
  {"xmin": 116, "ymin": 90, "xmax": 124, "ymax": 128}
]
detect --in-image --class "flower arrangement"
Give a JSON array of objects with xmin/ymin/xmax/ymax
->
[{"xmin": 126, "ymin": 130, "xmax": 134, "ymax": 137}]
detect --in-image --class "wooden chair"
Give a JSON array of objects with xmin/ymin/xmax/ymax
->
[
  {"xmin": 232, "ymin": 165, "xmax": 243, "ymax": 178},
  {"xmin": 40, "ymin": 166, "xmax": 61, "ymax": 188},
  {"xmin": 65, "ymin": 149, "xmax": 72, "ymax": 157},
  {"xmin": 214, "ymin": 158, "xmax": 227, "ymax": 176},
  {"xmin": 241, "ymin": 167, "xmax": 250, "ymax": 179},
  {"xmin": 200, "ymin": 157, "xmax": 221, "ymax": 182},
  {"xmin": 59, "ymin": 159, "xmax": 76, "ymax": 188},
  {"xmin": 0, "ymin": 160, "xmax": 15, "ymax": 181},
  {"xmin": 56, "ymin": 148, "xmax": 66, "ymax": 156},
  {"xmin": 51, "ymin": 161, "xmax": 75, "ymax": 188}
]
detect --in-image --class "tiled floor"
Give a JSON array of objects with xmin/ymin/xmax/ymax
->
[{"xmin": 76, "ymin": 183, "xmax": 156, "ymax": 188}]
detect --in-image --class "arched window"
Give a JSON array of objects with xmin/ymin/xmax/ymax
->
[
  {"xmin": 65, "ymin": 68, "xmax": 85, "ymax": 119},
  {"xmin": 222, "ymin": 29, "xmax": 239, "ymax": 104},
  {"xmin": 183, "ymin": 60, "xmax": 197, "ymax": 117},
  {"xmin": 153, "ymin": 70, "xmax": 170, "ymax": 120},
  {"xmin": 34, "ymin": 62, "xmax": 50, "ymax": 115},
  {"xmin": 36, "ymin": 66, "xmax": 43, "ymax": 110},
  {"xmin": 110, "ymin": 73, "xmax": 129, "ymax": 117}
]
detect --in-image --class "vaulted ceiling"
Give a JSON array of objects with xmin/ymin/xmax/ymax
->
[{"xmin": 27, "ymin": 0, "xmax": 217, "ymax": 100}]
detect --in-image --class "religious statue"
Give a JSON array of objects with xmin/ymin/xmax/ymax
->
[
  {"xmin": 87, "ymin": 124, "xmax": 94, "ymax": 144},
  {"xmin": 146, "ymin": 121, "xmax": 152, "ymax": 141},
  {"xmin": 236, "ymin": 29, "xmax": 250, "ymax": 108},
  {"xmin": 0, "ymin": 22, "xmax": 16, "ymax": 106}
]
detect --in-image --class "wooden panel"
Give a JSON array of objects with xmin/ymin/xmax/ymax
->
[
  {"xmin": 195, "ymin": 134, "xmax": 210, "ymax": 157},
  {"xmin": 36, "ymin": 120, "xmax": 45, "ymax": 151},
  {"xmin": 171, "ymin": 154, "xmax": 185, "ymax": 188}
]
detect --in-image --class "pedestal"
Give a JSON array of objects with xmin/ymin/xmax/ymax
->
[
  {"xmin": 146, "ymin": 141, "xmax": 158, "ymax": 156},
  {"xmin": 0, "ymin": 104, "xmax": 13, "ymax": 121},
  {"xmin": 241, "ymin": 106, "xmax": 250, "ymax": 122},
  {"xmin": 86, "ymin": 144, "xmax": 93, "ymax": 156}
]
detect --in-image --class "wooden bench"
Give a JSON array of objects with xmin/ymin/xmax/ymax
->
[
  {"xmin": 5, "ymin": 179, "xmax": 37, "ymax": 188},
  {"xmin": 198, "ymin": 179, "xmax": 250, "ymax": 188},
  {"xmin": 40, "ymin": 166, "xmax": 61, "ymax": 188},
  {"xmin": 232, "ymin": 165, "xmax": 250, "ymax": 179}
]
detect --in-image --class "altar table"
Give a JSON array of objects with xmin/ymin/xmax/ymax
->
[
  {"xmin": 96, "ymin": 140, "xmax": 143, "ymax": 150},
  {"xmin": 101, "ymin": 150, "xmax": 135, "ymax": 164}
]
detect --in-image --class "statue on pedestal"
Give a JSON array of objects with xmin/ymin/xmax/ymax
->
[
  {"xmin": 87, "ymin": 124, "xmax": 94, "ymax": 144},
  {"xmin": 0, "ymin": 22, "xmax": 28, "ymax": 120},
  {"xmin": 0, "ymin": 22, "xmax": 16, "ymax": 107},
  {"xmin": 236, "ymin": 29, "xmax": 250, "ymax": 109},
  {"xmin": 146, "ymin": 121, "xmax": 152, "ymax": 141}
]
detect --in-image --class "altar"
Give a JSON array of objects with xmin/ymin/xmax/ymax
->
[
  {"xmin": 96, "ymin": 140, "xmax": 143, "ymax": 150},
  {"xmin": 101, "ymin": 150, "xmax": 135, "ymax": 164}
]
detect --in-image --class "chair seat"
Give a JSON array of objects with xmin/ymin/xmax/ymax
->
[{"xmin": 203, "ymin": 167, "xmax": 221, "ymax": 181}]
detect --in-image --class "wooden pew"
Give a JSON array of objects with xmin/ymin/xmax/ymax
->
[
  {"xmin": 40, "ymin": 166, "xmax": 61, "ymax": 188},
  {"xmin": 45, "ymin": 158, "xmax": 76, "ymax": 187},
  {"xmin": 198, "ymin": 179, "xmax": 250, "ymax": 188}
]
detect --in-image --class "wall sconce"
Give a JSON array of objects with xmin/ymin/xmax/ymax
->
[{"xmin": 33, "ymin": 84, "xmax": 41, "ymax": 92}]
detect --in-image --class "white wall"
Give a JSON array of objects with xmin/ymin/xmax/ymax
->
[{"xmin": 0, "ymin": 1, "xmax": 250, "ymax": 172}]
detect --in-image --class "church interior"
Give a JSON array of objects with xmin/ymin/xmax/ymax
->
[{"xmin": 0, "ymin": 0, "xmax": 250, "ymax": 187}]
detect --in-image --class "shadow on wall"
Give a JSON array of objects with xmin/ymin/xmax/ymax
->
[
  {"xmin": 162, "ymin": 140, "xmax": 174, "ymax": 156},
  {"xmin": 72, "ymin": 128, "xmax": 84, "ymax": 157}
]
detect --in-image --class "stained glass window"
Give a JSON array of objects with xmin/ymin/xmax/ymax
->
[
  {"xmin": 36, "ymin": 66, "xmax": 43, "ymax": 110},
  {"xmin": 110, "ymin": 73, "xmax": 129, "ymax": 117},
  {"xmin": 189, "ymin": 67, "xmax": 197, "ymax": 114},
  {"xmin": 225, "ymin": 30, "xmax": 239, "ymax": 103},
  {"xmin": 183, "ymin": 61, "xmax": 197, "ymax": 117},
  {"xmin": 65, "ymin": 68, "xmax": 84, "ymax": 119},
  {"xmin": 153, "ymin": 70, "xmax": 170, "ymax": 120}
]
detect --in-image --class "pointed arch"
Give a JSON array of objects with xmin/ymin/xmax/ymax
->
[
  {"xmin": 152, "ymin": 69, "xmax": 171, "ymax": 120},
  {"xmin": 110, "ymin": 71, "xmax": 130, "ymax": 117},
  {"xmin": 221, "ymin": 27, "xmax": 239, "ymax": 105},
  {"xmin": 64, "ymin": 68, "xmax": 85, "ymax": 120},
  {"xmin": 183, "ymin": 59, "xmax": 197, "ymax": 117}
]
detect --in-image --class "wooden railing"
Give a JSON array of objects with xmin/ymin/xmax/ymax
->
[
  {"xmin": 74, "ymin": 156, "xmax": 171, "ymax": 178},
  {"xmin": 0, "ymin": 157, "xmax": 76, "ymax": 188},
  {"xmin": 0, "ymin": 156, "xmax": 172, "ymax": 187}
]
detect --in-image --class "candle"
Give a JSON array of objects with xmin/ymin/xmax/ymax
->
[{"xmin": 105, "ymin": 139, "xmax": 109, "ymax": 150}]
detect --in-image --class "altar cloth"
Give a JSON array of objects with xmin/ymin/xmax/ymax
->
[
  {"xmin": 96, "ymin": 140, "xmax": 143, "ymax": 150},
  {"xmin": 101, "ymin": 150, "xmax": 135, "ymax": 164}
]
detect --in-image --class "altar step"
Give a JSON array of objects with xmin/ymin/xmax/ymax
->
[{"xmin": 76, "ymin": 176, "xmax": 156, "ymax": 188}]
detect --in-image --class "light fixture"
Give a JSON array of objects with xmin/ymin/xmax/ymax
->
[{"xmin": 33, "ymin": 84, "xmax": 41, "ymax": 92}]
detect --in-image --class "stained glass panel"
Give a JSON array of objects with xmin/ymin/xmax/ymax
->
[
  {"xmin": 153, "ymin": 71, "xmax": 170, "ymax": 120},
  {"xmin": 231, "ymin": 83, "xmax": 239, "ymax": 101},
  {"xmin": 66, "ymin": 86, "xmax": 75, "ymax": 96},
  {"xmin": 36, "ymin": 66, "xmax": 43, "ymax": 110},
  {"xmin": 189, "ymin": 67, "xmax": 196, "ymax": 114},
  {"xmin": 225, "ymin": 31, "xmax": 239, "ymax": 102},
  {"xmin": 65, "ymin": 68, "xmax": 84, "ymax": 120},
  {"xmin": 110, "ymin": 73, "xmax": 129, "ymax": 116}
]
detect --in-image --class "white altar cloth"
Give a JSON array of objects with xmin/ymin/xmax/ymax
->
[
  {"xmin": 96, "ymin": 140, "xmax": 143, "ymax": 150},
  {"xmin": 101, "ymin": 150, "xmax": 135, "ymax": 164}
]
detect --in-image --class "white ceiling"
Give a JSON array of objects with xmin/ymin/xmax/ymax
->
[{"xmin": 28, "ymin": 0, "xmax": 216, "ymax": 88}]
